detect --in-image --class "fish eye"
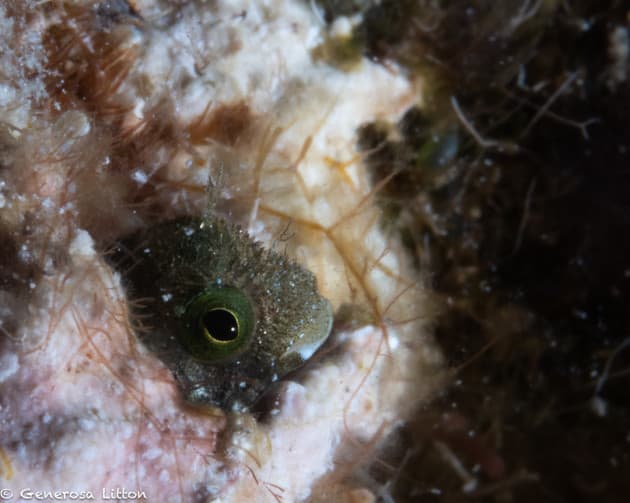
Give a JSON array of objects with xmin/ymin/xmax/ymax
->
[
  {"xmin": 182, "ymin": 286, "xmax": 255, "ymax": 362},
  {"xmin": 201, "ymin": 308, "xmax": 239, "ymax": 342}
]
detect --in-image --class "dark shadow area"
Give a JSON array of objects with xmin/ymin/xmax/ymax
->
[{"xmin": 314, "ymin": 0, "xmax": 630, "ymax": 500}]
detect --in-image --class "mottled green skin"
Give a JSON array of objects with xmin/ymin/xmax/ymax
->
[{"xmin": 115, "ymin": 217, "xmax": 333, "ymax": 411}]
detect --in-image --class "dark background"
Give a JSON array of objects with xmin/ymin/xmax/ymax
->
[{"xmin": 314, "ymin": 0, "xmax": 630, "ymax": 501}]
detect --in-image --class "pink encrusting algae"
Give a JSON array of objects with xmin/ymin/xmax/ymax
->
[{"xmin": 0, "ymin": 1, "xmax": 443, "ymax": 501}]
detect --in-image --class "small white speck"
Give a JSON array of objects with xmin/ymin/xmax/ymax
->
[
  {"xmin": 591, "ymin": 395, "xmax": 608, "ymax": 417},
  {"xmin": 388, "ymin": 334, "xmax": 400, "ymax": 351},
  {"xmin": 162, "ymin": 293, "xmax": 173, "ymax": 302},
  {"xmin": 144, "ymin": 447, "xmax": 163, "ymax": 461},
  {"xmin": 133, "ymin": 99, "xmax": 145, "ymax": 120},
  {"xmin": 19, "ymin": 244, "xmax": 32, "ymax": 262},
  {"xmin": 573, "ymin": 309, "xmax": 588, "ymax": 320},
  {"xmin": 78, "ymin": 418, "xmax": 95, "ymax": 431},
  {"xmin": 120, "ymin": 423, "xmax": 134, "ymax": 439},
  {"xmin": 132, "ymin": 170, "xmax": 149, "ymax": 184},
  {"xmin": 0, "ymin": 353, "xmax": 19, "ymax": 382},
  {"xmin": 462, "ymin": 479, "xmax": 478, "ymax": 493},
  {"xmin": 159, "ymin": 469, "xmax": 170, "ymax": 483},
  {"xmin": 69, "ymin": 230, "xmax": 95, "ymax": 257}
]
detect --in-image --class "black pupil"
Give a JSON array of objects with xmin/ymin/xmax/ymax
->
[{"xmin": 202, "ymin": 309, "xmax": 239, "ymax": 342}]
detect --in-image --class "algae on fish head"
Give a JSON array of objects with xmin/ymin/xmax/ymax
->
[{"xmin": 114, "ymin": 216, "xmax": 333, "ymax": 411}]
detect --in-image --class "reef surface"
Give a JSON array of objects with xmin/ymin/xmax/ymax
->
[{"xmin": 0, "ymin": 1, "xmax": 442, "ymax": 501}]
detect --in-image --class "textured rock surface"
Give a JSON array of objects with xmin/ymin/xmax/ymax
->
[{"xmin": 0, "ymin": 1, "xmax": 442, "ymax": 501}]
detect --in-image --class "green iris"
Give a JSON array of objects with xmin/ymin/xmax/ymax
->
[{"xmin": 182, "ymin": 286, "xmax": 255, "ymax": 362}]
